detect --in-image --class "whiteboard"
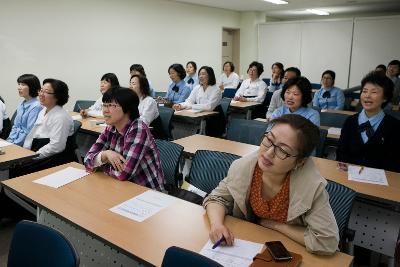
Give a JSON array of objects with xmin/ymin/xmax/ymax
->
[
  {"xmin": 349, "ymin": 16, "xmax": 400, "ymax": 86},
  {"xmin": 258, "ymin": 19, "xmax": 353, "ymax": 88}
]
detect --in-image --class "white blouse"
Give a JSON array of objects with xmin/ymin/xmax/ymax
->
[
  {"xmin": 0, "ymin": 99, "xmax": 8, "ymax": 132},
  {"xmin": 181, "ymin": 84, "xmax": 222, "ymax": 111},
  {"xmin": 235, "ymin": 78, "xmax": 268, "ymax": 103},
  {"xmin": 219, "ymin": 72, "xmax": 240, "ymax": 89},
  {"xmin": 24, "ymin": 105, "xmax": 74, "ymax": 159},
  {"xmin": 87, "ymin": 96, "xmax": 103, "ymax": 117},
  {"xmin": 139, "ymin": 96, "xmax": 159, "ymax": 125}
]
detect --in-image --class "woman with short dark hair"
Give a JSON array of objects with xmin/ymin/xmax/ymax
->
[
  {"xmin": 218, "ymin": 61, "xmax": 240, "ymax": 90},
  {"xmin": 164, "ymin": 63, "xmax": 191, "ymax": 104},
  {"xmin": 269, "ymin": 62, "xmax": 284, "ymax": 92},
  {"xmin": 84, "ymin": 87, "xmax": 165, "ymax": 191},
  {"xmin": 234, "ymin": 61, "xmax": 267, "ymax": 103},
  {"xmin": 7, "ymin": 74, "xmax": 43, "ymax": 145},
  {"xmin": 184, "ymin": 61, "xmax": 199, "ymax": 90},
  {"xmin": 204, "ymin": 114, "xmax": 339, "ymax": 255},
  {"xmin": 272, "ymin": 76, "xmax": 320, "ymax": 126},
  {"xmin": 312, "ymin": 70, "xmax": 344, "ymax": 110},
  {"xmin": 337, "ymin": 71, "xmax": 400, "ymax": 172}
]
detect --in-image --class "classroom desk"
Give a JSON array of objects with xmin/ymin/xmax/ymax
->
[
  {"xmin": 312, "ymin": 157, "xmax": 400, "ymax": 264},
  {"xmin": 321, "ymin": 109, "xmax": 357, "ymax": 116},
  {"xmin": 230, "ymin": 101, "xmax": 261, "ymax": 120},
  {"xmin": 0, "ymin": 140, "xmax": 37, "ymax": 170},
  {"xmin": 70, "ymin": 112, "xmax": 105, "ymax": 135},
  {"xmin": 172, "ymin": 110, "xmax": 218, "ymax": 136},
  {"xmin": 173, "ymin": 134, "xmax": 259, "ymax": 157},
  {"xmin": 1, "ymin": 162, "xmax": 353, "ymax": 267}
]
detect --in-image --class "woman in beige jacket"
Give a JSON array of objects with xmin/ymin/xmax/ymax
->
[{"xmin": 203, "ymin": 114, "xmax": 339, "ymax": 255}]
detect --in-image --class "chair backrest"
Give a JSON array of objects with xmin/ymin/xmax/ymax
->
[
  {"xmin": 311, "ymin": 83, "xmax": 321, "ymax": 89},
  {"xmin": 8, "ymin": 220, "xmax": 79, "ymax": 267},
  {"xmin": 73, "ymin": 100, "xmax": 95, "ymax": 112},
  {"xmin": 155, "ymin": 139, "xmax": 183, "ymax": 189},
  {"xmin": 226, "ymin": 118, "xmax": 269, "ymax": 145},
  {"xmin": 222, "ymin": 88, "xmax": 237, "ymax": 98},
  {"xmin": 220, "ymin": 97, "xmax": 232, "ymax": 121},
  {"xmin": 161, "ymin": 246, "xmax": 223, "ymax": 267},
  {"xmin": 158, "ymin": 106, "xmax": 175, "ymax": 140},
  {"xmin": 325, "ymin": 180, "xmax": 356, "ymax": 241},
  {"xmin": 320, "ymin": 112, "xmax": 349, "ymax": 128},
  {"xmin": 262, "ymin": 78, "xmax": 271, "ymax": 86},
  {"xmin": 188, "ymin": 150, "xmax": 240, "ymax": 194},
  {"xmin": 155, "ymin": 91, "xmax": 165, "ymax": 98},
  {"xmin": 10, "ymin": 110, "xmax": 17, "ymax": 126},
  {"xmin": 0, "ymin": 118, "xmax": 11, "ymax": 139},
  {"xmin": 315, "ymin": 128, "xmax": 328, "ymax": 158}
]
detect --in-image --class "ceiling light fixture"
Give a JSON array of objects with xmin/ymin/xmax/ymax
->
[
  {"xmin": 306, "ymin": 9, "xmax": 330, "ymax": 15},
  {"xmin": 263, "ymin": 0, "xmax": 288, "ymax": 5}
]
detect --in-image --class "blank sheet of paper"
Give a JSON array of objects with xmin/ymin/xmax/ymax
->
[
  {"xmin": 110, "ymin": 190, "xmax": 175, "ymax": 222},
  {"xmin": 200, "ymin": 239, "xmax": 263, "ymax": 267},
  {"xmin": 33, "ymin": 167, "xmax": 89, "ymax": 188},
  {"xmin": 0, "ymin": 140, "xmax": 12, "ymax": 148}
]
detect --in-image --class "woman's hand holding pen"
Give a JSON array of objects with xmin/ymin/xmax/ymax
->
[
  {"xmin": 209, "ymin": 223, "xmax": 234, "ymax": 246},
  {"xmin": 80, "ymin": 109, "xmax": 88, "ymax": 118}
]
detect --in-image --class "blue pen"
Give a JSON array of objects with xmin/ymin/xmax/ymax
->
[{"xmin": 212, "ymin": 236, "xmax": 226, "ymax": 249}]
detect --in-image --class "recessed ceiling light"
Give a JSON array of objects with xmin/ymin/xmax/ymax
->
[
  {"xmin": 306, "ymin": 9, "xmax": 330, "ymax": 15},
  {"xmin": 263, "ymin": 0, "xmax": 288, "ymax": 5}
]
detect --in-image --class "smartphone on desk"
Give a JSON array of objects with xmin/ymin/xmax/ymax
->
[{"xmin": 265, "ymin": 241, "xmax": 292, "ymax": 261}]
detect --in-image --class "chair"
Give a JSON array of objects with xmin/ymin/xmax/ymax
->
[
  {"xmin": 226, "ymin": 118, "xmax": 269, "ymax": 145},
  {"xmin": 320, "ymin": 112, "xmax": 349, "ymax": 128},
  {"xmin": 187, "ymin": 150, "xmax": 240, "ymax": 194},
  {"xmin": 8, "ymin": 220, "xmax": 79, "ymax": 267},
  {"xmin": 325, "ymin": 180, "xmax": 356, "ymax": 250},
  {"xmin": 220, "ymin": 97, "xmax": 232, "ymax": 121},
  {"xmin": 73, "ymin": 100, "xmax": 95, "ymax": 112},
  {"xmin": 222, "ymin": 88, "xmax": 236, "ymax": 98},
  {"xmin": 158, "ymin": 106, "xmax": 175, "ymax": 140},
  {"xmin": 262, "ymin": 78, "xmax": 271, "ymax": 86},
  {"xmin": 311, "ymin": 83, "xmax": 321, "ymax": 89},
  {"xmin": 315, "ymin": 127, "xmax": 328, "ymax": 158},
  {"xmin": 155, "ymin": 139, "xmax": 183, "ymax": 190},
  {"xmin": 10, "ymin": 110, "xmax": 17, "ymax": 126},
  {"xmin": 0, "ymin": 118, "xmax": 11, "ymax": 139},
  {"xmin": 251, "ymin": 91, "xmax": 273, "ymax": 119},
  {"xmin": 155, "ymin": 91, "xmax": 165, "ymax": 98},
  {"xmin": 161, "ymin": 246, "xmax": 223, "ymax": 267}
]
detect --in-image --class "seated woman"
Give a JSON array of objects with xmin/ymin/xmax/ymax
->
[
  {"xmin": 234, "ymin": 61, "xmax": 267, "ymax": 103},
  {"xmin": 203, "ymin": 114, "xmax": 339, "ymax": 255},
  {"xmin": 84, "ymin": 87, "xmax": 165, "ymax": 191},
  {"xmin": 7, "ymin": 74, "xmax": 42, "ymax": 146},
  {"xmin": 129, "ymin": 64, "xmax": 156, "ymax": 97},
  {"xmin": 184, "ymin": 61, "xmax": 199, "ymax": 90},
  {"xmin": 173, "ymin": 66, "xmax": 222, "ymax": 112},
  {"xmin": 337, "ymin": 71, "xmax": 400, "ymax": 172},
  {"xmin": 271, "ymin": 77, "xmax": 320, "ymax": 126},
  {"xmin": 163, "ymin": 63, "xmax": 191, "ymax": 105},
  {"xmin": 81, "ymin": 73, "xmax": 120, "ymax": 118},
  {"xmin": 218, "ymin": 61, "xmax": 240, "ymax": 90},
  {"xmin": 268, "ymin": 62, "xmax": 284, "ymax": 92},
  {"xmin": 312, "ymin": 70, "xmax": 345, "ymax": 110}
]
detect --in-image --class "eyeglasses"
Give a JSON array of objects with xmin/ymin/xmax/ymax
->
[
  {"xmin": 102, "ymin": 103, "xmax": 120, "ymax": 109},
  {"xmin": 39, "ymin": 89, "xmax": 55, "ymax": 95},
  {"xmin": 261, "ymin": 133, "xmax": 297, "ymax": 160}
]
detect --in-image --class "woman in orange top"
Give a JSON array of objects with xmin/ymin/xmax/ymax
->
[{"xmin": 203, "ymin": 114, "xmax": 339, "ymax": 255}]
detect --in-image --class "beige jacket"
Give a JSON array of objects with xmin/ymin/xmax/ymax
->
[{"xmin": 203, "ymin": 150, "xmax": 339, "ymax": 255}]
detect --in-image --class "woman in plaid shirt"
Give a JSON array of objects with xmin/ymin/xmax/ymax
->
[{"xmin": 84, "ymin": 87, "xmax": 165, "ymax": 191}]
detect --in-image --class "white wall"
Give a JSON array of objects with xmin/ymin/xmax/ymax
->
[{"xmin": 0, "ymin": 0, "xmax": 240, "ymax": 113}]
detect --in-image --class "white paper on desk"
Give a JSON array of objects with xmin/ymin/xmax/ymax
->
[
  {"xmin": 200, "ymin": 239, "xmax": 263, "ymax": 267},
  {"xmin": 98, "ymin": 123, "xmax": 107, "ymax": 127},
  {"xmin": 0, "ymin": 140, "xmax": 12, "ymax": 148},
  {"xmin": 231, "ymin": 100, "xmax": 239, "ymax": 104},
  {"xmin": 187, "ymin": 109, "xmax": 203, "ymax": 113},
  {"xmin": 71, "ymin": 114, "xmax": 82, "ymax": 120},
  {"xmin": 110, "ymin": 190, "xmax": 175, "ymax": 222},
  {"xmin": 348, "ymin": 165, "xmax": 388, "ymax": 186},
  {"xmin": 328, "ymin": 127, "xmax": 341, "ymax": 135},
  {"xmin": 33, "ymin": 167, "xmax": 89, "ymax": 188}
]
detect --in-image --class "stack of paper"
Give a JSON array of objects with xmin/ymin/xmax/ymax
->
[
  {"xmin": 348, "ymin": 165, "xmax": 388, "ymax": 186},
  {"xmin": 33, "ymin": 167, "xmax": 89, "ymax": 188},
  {"xmin": 0, "ymin": 140, "xmax": 12, "ymax": 148}
]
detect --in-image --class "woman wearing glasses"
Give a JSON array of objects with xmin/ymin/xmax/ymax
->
[
  {"xmin": 312, "ymin": 70, "xmax": 344, "ymax": 110},
  {"xmin": 234, "ymin": 61, "xmax": 267, "ymax": 103},
  {"xmin": 203, "ymin": 114, "xmax": 339, "ymax": 255},
  {"xmin": 84, "ymin": 87, "xmax": 164, "ymax": 191}
]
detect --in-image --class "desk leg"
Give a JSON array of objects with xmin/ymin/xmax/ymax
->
[
  {"xmin": 246, "ymin": 110, "xmax": 252, "ymax": 120},
  {"xmin": 199, "ymin": 119, "xmax": 206, "ymax": 135}
]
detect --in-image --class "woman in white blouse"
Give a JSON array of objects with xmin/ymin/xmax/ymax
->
[
  {"xmin": 173, "ymin": 66, "xmax": 222, "ymax": 112},
  {"xmin": 80, "ymin": 73, "xmax": 120, "ymax": 118},
  {"xmin": 218, "ymin": 61, "xmax": 240, "ymax": 90},
  {"xmin": 234, "ymin": 61, "xmax": 268, "ymax": 103}
]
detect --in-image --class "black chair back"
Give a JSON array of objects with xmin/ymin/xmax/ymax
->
[
  {"xmin": 155, "ymin": 139, "xmax": 183, "ymax": 189},
  {"xmin": 158, "ymin": 106, "xmax": 175, "ymax": 140},
  {"xmin": 320, "ymin": 112, "xmax": 349, "ymax": 128},
  {"xmin": 226, "ymin": 118, "xmax": 269, "ymax": 145},
  {"xmin": 73, "ymin": 100, "xmax": 95, "ymax": 112}
]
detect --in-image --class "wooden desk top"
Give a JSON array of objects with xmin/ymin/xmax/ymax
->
[
  {"xmin": 312, "ymin": 157, "xmax": 400, "ymax": 203},
  {"xmin": 321, "ymin": 109, "xmax": 356, "ymax": 116},
  {"xmin": 173, "ymin": 134, "xmax": 259, "ymax": 157},
  {"xmin": 320, "ymin": 126, "xmax": 341, "ymax": 140},
  {"xmin": 0, "ymin": 140, "xmax": 37, "ymax": 168},
  {"xmin": 230, "ymin": 101, "xmax": 261, "ymax": 109},
  {"xmin": 1, "ymin": 162, "xmax": 352, "ymax": 267},
  {"xmin": 70, "ymin": 112, "xmax": 105, "ymax": 134},
  {"xmin": 173, "ymin": 110, "xmax": 218, "ymax": 119}
]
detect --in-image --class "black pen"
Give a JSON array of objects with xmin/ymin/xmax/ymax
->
[{"xmin": 212, "ymin": 236, "xmax": 226, "ymax": 249}]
